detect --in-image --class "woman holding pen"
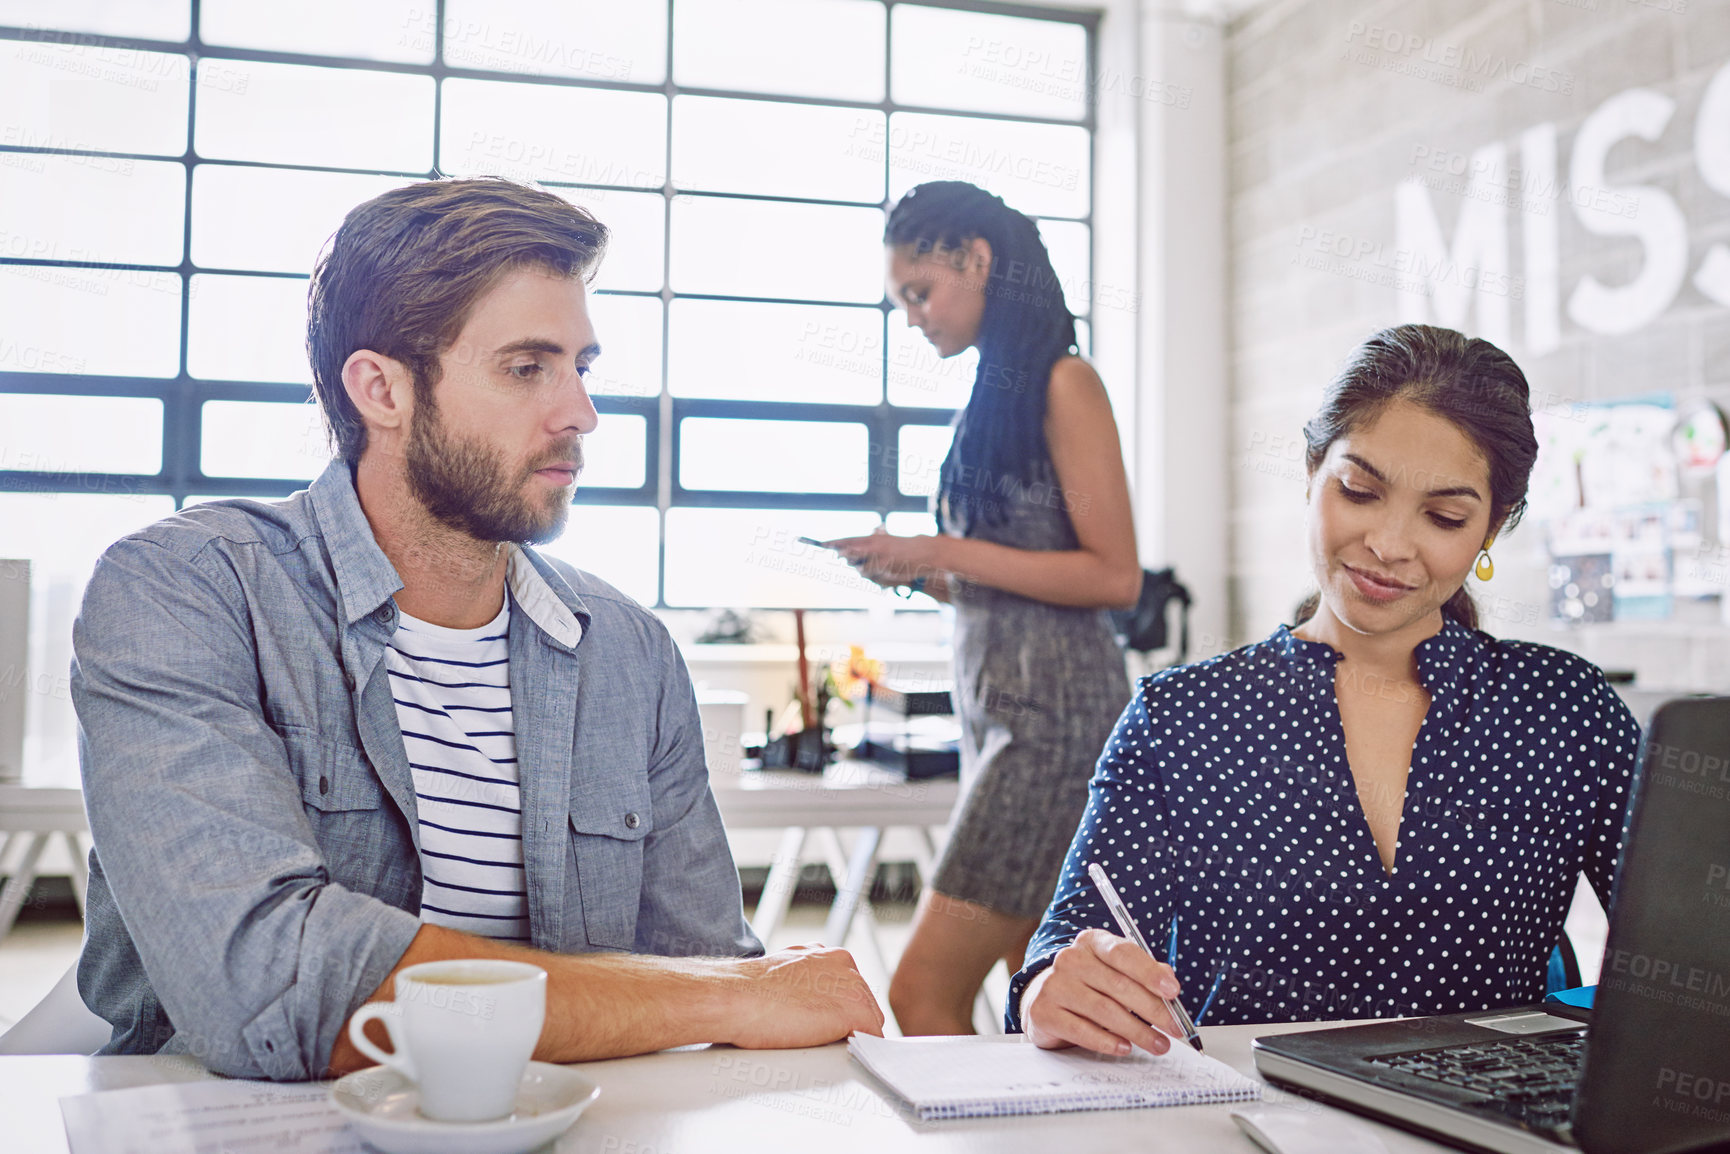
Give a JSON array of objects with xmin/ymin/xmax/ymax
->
[
  {"xmin": 828, "ymin": 180, "xmax": 1141, "ymax": 1036},
  {"xmin": 1013, "ymin": 324, "xmax": 1639, "ymax": 1057}
]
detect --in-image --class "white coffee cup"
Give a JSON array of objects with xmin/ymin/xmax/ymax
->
[{"xmin": 347, "ymin": 959, "xmax": 547, "ymax": 1123}]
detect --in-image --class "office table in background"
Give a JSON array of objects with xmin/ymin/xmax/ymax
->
[
  {"xmin": 711, "ymin": 760, "xmax": 959, "ymax": 978},
  {"xmin": 0, "ymin": 786, "xmax": 88, "ymax": 944}
]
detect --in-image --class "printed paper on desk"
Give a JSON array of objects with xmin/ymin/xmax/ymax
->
[
  {"xmin": 848, "ymin": 1033, "xmax": 1262, "ymax": 1121},
  {"xmin": 60, "ymin": 1079, "xmax": 362, "ymax": 1154}
]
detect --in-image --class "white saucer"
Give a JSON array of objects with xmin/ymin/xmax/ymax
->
[{"xmin": 330, "ymin": 1062, "xmax": 600, "ymax": 1154}]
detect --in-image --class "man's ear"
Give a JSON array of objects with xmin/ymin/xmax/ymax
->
[{"xmin": 342, "ymin": 349, "xmax": 415, "ymax": 448}]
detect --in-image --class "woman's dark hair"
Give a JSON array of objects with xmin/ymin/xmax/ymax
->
[
  {"xmin": 885, "ymin": 181, "xmax": 1077, "ymax": 530},
  {"xmin": 1293, "ymin": 323, "xmax": 1538, "ymax": 631}
]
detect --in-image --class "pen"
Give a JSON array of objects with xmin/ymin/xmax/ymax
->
[{"xmin": 1086, "ymin": 862, "xmax": 1204, "ymax": 1052}]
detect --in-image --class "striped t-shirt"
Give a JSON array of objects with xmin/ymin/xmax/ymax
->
[{"xmin": 386, "ymin": 599, "xmax": 529, "ymax": 942}]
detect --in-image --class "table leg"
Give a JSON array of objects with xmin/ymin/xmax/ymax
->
[
  {"xmin": 0, "ymin": 832, "xmax": 48, "ymax": 942},
  {"xmin": 975, "ymin": 961, "xmax": 1009, "ymax": 1034},
  {"xmin": 751, "ymin": 827, "xmax": 806, "ymax": 944},
  {"xmin": 910, "ymin": 827, "xmax": 941, "ymax": 887},
  {"xmin": 61, "ymin": 831, "xmax": 88, "ymax": 916},
  {"xmin": 820, "ymin": 827, "xmax": 883, "ymax": 949}
]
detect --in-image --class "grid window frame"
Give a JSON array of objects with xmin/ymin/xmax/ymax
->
[{"xmin": 0, "ymin": 0, "xmax": 1098, "ymax": 609}]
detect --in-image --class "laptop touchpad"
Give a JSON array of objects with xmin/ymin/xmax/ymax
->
[{"xmin": 1463, "ymin": 1011, "xmax": 1586, "ymax": 1035}]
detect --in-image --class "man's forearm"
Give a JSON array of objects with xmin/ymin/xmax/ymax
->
[
  {"xmin": 329, "ymin": 925, "xmax": 715, "ymax": 1073},
  {"xmin": 328, "ymin": 926, "xmax": 884, "ymax": 1074}
]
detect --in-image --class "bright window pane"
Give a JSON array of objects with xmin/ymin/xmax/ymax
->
[
  {"xmin": 675, "ymin": 0, "xmax": 883, "ymax": 101},
  {"xmin": 443, "ymin": 0, "xmax": 666, "ymax": 84},
  {"xmin": 201, "ymin": 0, "xmax": 430, "ymax": 63},
  {"xmin": 668, "ymin": 300, "xmax": 880, "ymax": 404},
  {"xmin": 0, "ymin": 394, "xmax": 162, "ymax": 475},
  {"xmin": 886, "ymin": 313, "xmax": 975, "ymax": 408},
  {"xmin": 897, "ymin": 423, "xmax": 952, "ymax": 498},
  {"xmin": 586, "ymin": 293, "xmax": 661, "ymax": 399},
  {"xmin": 888, "ymin": 112, "xmax": 1089, "ymax": 219},
  {"xmin": 670, "ymin": 197, "xmax": 883, "ymax": 302},
  {"xmin": 440, "ymin": 79, "xmax": 665, "ymax": 188},
  {"xmin": 577, "ymin": 190, "xmax": 663, "ymax": 294},
  {"xmin": 664, "ymin": 508, "xmax": 882, "ymax": 608},
  {"xmin": 0, "ymin": 265, "xmax": 181, "ymax": 377},
  {"xmin": 196, "ymin": 61, "xmax": 434, "ymax": 172},
  {"xmin": 192, "ymin": 166, "xmax": 410, "ymax": 275},
  {"xmin": 680, "ymin": 418, "xmax": 868, "ymax": 493},
  {"xmin": 891, "ymin": 5, "xmax": 1087, "ymax": 121},
  {"xmin": 0, "ymin": 495, "xmax": 175, "ymax": 584},
  {"xmin": 187, "ymin": 275, "xmax": 310, "ymax": 383},
  {"xmin": 1038, "ymin": 219, "xmax": 1090, "ymax": 317},
  {"xmin": 537, "ymin": 504, "xmax": 659, "ymax": 605},
  {"xmin": 885, "ymin": 510, "xmax": 936, "ymax": 537},
  {"xmin": 0, "ymin": 491, "xmax": 177, "ymax": 786},
  {"xmin": 0, "ymin": 1, "xmax": 189, "ymax": 40},
  {"xmin": 0, "ymin": 156, "xmax": 184, "ymax": 266},
  {"xmin": 582, "ymin": 413, "xmax": 646, "ymax": 489},
  {"xmin": 673, "ymin": 97, "xmax": 883, "ymax": 203},
  {"xmin": 0, "ymin": 40, "xmax": 189, "ymax": 157},
  {"xmin": 200, "ymin": 400, "xmax": 328, "ymax": 480}
]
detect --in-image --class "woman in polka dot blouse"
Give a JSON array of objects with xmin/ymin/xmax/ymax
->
[{"xmin": 1012, "ymin": 324, "xmax": 1640, "ymax": 1058}]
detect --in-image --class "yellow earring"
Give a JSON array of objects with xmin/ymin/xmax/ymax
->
[{"xmin": 1474, "ymin": 541, "xmax": 1495, "ymax": 581}]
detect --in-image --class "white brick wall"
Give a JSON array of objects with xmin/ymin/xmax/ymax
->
[{"xmin": 1225, "ymin": 0, "xmax": 1730, "ymax": 690}]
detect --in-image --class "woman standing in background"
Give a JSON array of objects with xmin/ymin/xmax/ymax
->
[{"xmin": 829, "ymin": 181, "xmax": 1141, "ymax": 1035}]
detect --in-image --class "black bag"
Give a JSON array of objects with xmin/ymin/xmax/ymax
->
[{"xmin": 1110, "ymin": 567, "xmax": 1192, "ymax": 659}]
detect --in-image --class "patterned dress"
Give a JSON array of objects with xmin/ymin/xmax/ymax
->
[{"xmin": 932, "ymin": 458, "xmax": 1134, "ymax": 918}]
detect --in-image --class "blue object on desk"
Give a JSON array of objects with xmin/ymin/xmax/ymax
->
[{"xmin": 1544, "ymin": 985, "xmax": 1596, "ymax": 1009}]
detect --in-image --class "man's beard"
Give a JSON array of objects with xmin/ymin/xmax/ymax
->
[{"xmin": 404, "ymin": 400, "xmax": 580, "ymax": 546}]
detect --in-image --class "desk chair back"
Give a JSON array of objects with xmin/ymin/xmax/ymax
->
[{"xmin": 0, "ymin": 960, "xmax": 111, "ymax": 1055}]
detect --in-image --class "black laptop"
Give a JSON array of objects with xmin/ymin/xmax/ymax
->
[{"xmin": 1252, "ymin": 697, "xmax": 1730, "ymax": 1154}]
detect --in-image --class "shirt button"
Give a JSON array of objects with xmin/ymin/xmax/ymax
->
[
  {"xmin": 624, "ymin": 812, "xmax": 641, "ymax": 830},
  {"xmin": 319, "ymin": 775, "xmax": 330, "ymax": 795},
  {"xmin": 374, "ymin": 606, "xmax": 393, "ymax": 625}
]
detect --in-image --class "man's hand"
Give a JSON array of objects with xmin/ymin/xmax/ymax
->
[
  {"xmin": 723, "ymin": 945, "xmax": 885, "ymax": 1048},
  {"xmin": 1021, "ymin": 929, "xmax": 1182, "ymax": 1056}
]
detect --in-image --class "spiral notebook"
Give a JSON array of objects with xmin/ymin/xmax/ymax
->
[{"xmin": 848, "ymin": 1033, "xmax": 1262, "ymax": 1121}]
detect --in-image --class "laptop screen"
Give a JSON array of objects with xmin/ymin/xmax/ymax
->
[{"xmin": 1575, "ymin": 696, "xmax": 1730, "ymax": 1154}]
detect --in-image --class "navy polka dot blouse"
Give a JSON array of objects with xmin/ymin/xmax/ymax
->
[{"xmin": 1008, "ymin": 615, "xmax": 1640, "ymax": 1031}]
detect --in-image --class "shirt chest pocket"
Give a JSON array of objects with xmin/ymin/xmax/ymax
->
[
  {"xmin": 567, "ymin": 785, "xmax": 654, "ymax": 950},
  {"xmin": 282, "ymin": 728, "xmax": 402, "ymax": 896},
  {"xmin": 283, "ymin": 727, "xmax": 387, "ymax": 812}
]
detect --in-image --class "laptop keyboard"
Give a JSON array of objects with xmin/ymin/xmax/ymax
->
[{"xmin": 1369, "ymin": 1032, "xmax": 1586, "ymax": 1129}]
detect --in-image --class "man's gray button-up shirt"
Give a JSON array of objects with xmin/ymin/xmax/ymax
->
[{"xmin": 72, "ymin": 459, "xmax": 761, "ymax": 1081}]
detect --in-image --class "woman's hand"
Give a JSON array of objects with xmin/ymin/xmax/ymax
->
[
  {"xmin": 1021, "ymin": 929, "xmax": 1183, "ymax": 1056},
  {"xmin": 824, "ymin": 530, "xmax": 945, "ymax": 588}
]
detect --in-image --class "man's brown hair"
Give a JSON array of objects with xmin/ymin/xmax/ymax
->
[{"xmin": 306, "ymin": 177, "xmax": 608, "ymax": 462}]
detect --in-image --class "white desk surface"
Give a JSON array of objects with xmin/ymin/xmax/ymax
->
[
  {"xmin": 711, "ymin": 760, "xmax": 960, "ymax": 829},
  {"xmin": 0, "ymin": 785, "xmax": 87, "ymax": 832},
  {"xmin": 3, "ymin": 1022, "xmax": 1454, "ymax": 1154}
]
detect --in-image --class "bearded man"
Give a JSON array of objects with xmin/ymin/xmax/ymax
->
[{"xmin": 71, "ymin": 178, "xmax": 881, "ymax": 1081}]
